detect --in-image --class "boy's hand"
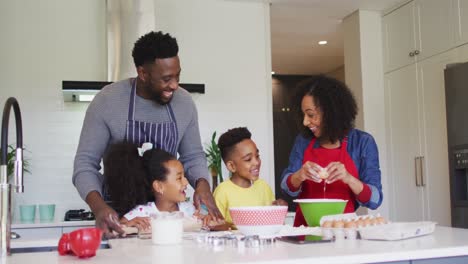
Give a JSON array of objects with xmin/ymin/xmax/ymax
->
[{"xmin": 272, "ymin": 199, "xmax": 288, "ymax": 206}]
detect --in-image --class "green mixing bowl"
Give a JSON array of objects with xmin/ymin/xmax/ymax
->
[{"xmin": 294, "ymin": 199, "xmax": 347, "ymax": 227}]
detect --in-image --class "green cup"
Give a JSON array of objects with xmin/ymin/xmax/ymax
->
[
  {"xmin": 19, "ymin": 205, "xmax": 36, "ymax": 223},
  {"xmin": 294, "ymin": 199, "xmax": 347, "ymax": 227},
  {"xmin": 38, "ymin": 204, "xmax": 55, "ymax": 223}
]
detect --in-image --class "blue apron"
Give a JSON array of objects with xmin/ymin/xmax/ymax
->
[
  {"xmin": 104, "ymin": 79, "xmax": 178, "ymax": 202},
  {"xmin": 125, "ymin": 79, "xmax": 178, "ymax": 155}
]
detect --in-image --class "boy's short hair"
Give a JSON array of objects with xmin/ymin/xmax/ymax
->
[{"xmin": 217, "ymin": 127, "xmax": 252, "ymax": 161}]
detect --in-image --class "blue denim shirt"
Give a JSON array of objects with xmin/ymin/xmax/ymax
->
[{"xmin": 280, "ymin": 129, "xmax": 383, "ymax": 210}]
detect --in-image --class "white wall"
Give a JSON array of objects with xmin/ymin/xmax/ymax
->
[
  {"xmin": 0, "ymin": 0, "xmax": 107, "ymax": 221},
  {"xmin": 154, "ymin": 0, "xmax": 274, "ymax": 189},
  {"xmin": 0, "ymin": 0, "xmax": 273, "ymax": 221},
  {"xmin": 343, "ymin": 10, "xmax": 389, "ymax": 218},
  {"xmin": 326, "ymin": 66, "xmax": 346, "ymax": 83}
]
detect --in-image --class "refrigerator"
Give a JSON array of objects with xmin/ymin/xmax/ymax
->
[{"xmin": 444, "ymin": 61, "xmax": 468, "ymax": 228}]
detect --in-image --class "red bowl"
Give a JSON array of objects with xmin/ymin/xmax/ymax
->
[
  {"xmin": 68, "ymin": 228, "xmax": 103, "ymax": 258},
  {"xmin": 229, "ymin": 206, "xmax": 288, "ymax": 226}
]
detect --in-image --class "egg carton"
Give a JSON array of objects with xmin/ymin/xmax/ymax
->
[
  {"xmin": 319, "ymin": 213, "xmax": 389, "ymax": 240},
  {"xmin": 358, "ymin": 221, "xmax": 436, "ymax": 241}
]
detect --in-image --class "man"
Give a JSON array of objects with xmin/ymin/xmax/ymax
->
[{"xmin": 73, "ymin": 31, "xmax": 221, "ymax": 236}]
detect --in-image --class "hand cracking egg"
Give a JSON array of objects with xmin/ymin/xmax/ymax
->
[{"xmin": 318, "ymin": 167, "xmax": 329, "ymax": 179}]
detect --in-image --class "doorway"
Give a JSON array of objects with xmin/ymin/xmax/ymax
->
[{"xmin": 272, "ymin": 74, "xmax": 312, "ymax": 211}]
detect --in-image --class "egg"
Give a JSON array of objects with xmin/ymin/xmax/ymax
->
[
  {"xmin": 354, "ymin": 218, "xmax": 365, "ymax": 228},
  {"xmin": 368, "ymin": 216, "xmax": 377, "ymax": 226},
  {"xmin": 363, "ymin": 218, "xmax": 372, "ymax": 227},
  {"xmin": 321, "ymin": 220, "xmax": 333, "ymax": 228},
  {"xmin": 376, "ymin": 216, "xmax": 387, "ymax": 225},
  {"xmin": 333, "ymin": 220, "xmax": 345, "ymax": 228},
  {"xmin": 318, "ymin": 167, "xmax": 329, "ymax": 179},
  {"xmin": 344, "ymin": 220, "xmax": 357, "ymax": 229}
]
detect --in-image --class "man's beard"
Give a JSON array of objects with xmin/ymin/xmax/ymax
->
[{"xmin": 145, "ymin": 85, "xmax": 171, "ymax": 105}]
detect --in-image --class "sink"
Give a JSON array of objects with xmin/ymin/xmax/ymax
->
[{"xmin": 11, "ymin": 241, "xmax": 110, "ymax": 254}]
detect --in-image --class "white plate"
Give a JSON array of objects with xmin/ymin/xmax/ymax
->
[
  {"xmin": 236, "ymin": 224, "xmax": 283, "ymax": 236},
  {"xmin": 358, "ymin": 221, "xmax": 436, "ymax": 241}
]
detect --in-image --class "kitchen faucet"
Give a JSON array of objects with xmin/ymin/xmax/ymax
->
[{"xmin": 0, "ymin": 97, "xmax": 23, "ymax": 257}]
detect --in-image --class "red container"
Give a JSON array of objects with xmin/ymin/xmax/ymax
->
[{"xmin": 58, "ymin": 227, "xmax": 103, "ymax": 258}]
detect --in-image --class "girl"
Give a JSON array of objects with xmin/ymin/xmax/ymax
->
[{"xmin": 104, "ymin": 142, "xmax": 219, "ymax": 230}]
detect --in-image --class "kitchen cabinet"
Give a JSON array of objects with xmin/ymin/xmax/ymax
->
[
  {"xmin": 456, "ymin": 0, "xmax": 468, "ymax": 46},
  {"xmin": 383, "ymin": 0, "xmax": 455, "ymax": 73},
  {"xmin": 385, "ymin": 50, "xmax": 457, "ymax": 225},
  {"xmin": 383, "ymin": 1, "xmax": 418, "ymax": 73},
  {"xmin": 12, "ymin": 221, "xmax": 95, "ymax": 240},
  {"xmin": 457, "ymin": 42, "xmax": 468, "ymax": 60}
]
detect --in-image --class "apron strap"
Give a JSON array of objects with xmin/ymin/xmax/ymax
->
[{"xmin": 128, "ymin": 79, "xmax": 137, "ymax": 121}]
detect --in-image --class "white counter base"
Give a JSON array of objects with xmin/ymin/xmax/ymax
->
[{"xmin": 7, "ymin": 226, "xmax": 468, "ymax": 264}]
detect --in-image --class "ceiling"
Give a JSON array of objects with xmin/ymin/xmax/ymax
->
[{"xmin": 269, "ymin": 0, "xmax": 406, "ymax": 75}]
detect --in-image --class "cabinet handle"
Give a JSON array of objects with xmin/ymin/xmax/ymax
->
[
  {"xmin": 414, "ymin": 50, "xmax": 420, "ymax": 55},
  {"xmin": 415, "ymin": 157, "xmax": 421, "ymax": 187},
  {"xmin": 420, "ymin": 156, "xmax": 425, "ymax": 186},
  {"xmin": 409, "ymin": 51, "xmax": 415, "ymax": 57}
]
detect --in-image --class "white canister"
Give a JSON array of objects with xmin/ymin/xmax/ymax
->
[{"xmin": 151, "ymin": 211, "xmax": 184, "ymax": 245}]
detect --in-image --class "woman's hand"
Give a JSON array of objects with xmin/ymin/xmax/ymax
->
[
  {"xmin": 124, "ymin": 217, "xmax": 151, "ymax": 231},
  {"xmin": 290, "ymin": 161, "xmax": 323, "ymax": 188},
  {"xmin": 325, "ymin": 162, "xmax": 353, "ymax": 184},
  {"xmin": 326, "ymin": 162, "xmax": 365, "ymax": 195}
]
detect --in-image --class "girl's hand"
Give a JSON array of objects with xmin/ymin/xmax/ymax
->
[
  {"xmin": 208, "ymin": 222, "xmax": 232, "ymax": 231},
  {"xmin": 272, "ymin": 199, "xmax": 288, "ymax": 206},
  {"xmin": 326, "ymin": 162, "xmax": 352, "ymax": 184},
  {"xmin": 125, "ymin": 217, "xmax": 151, "ymax": 231}
]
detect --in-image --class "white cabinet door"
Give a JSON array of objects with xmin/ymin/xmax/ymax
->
[
  {"xmin": 458, "ymin": 0, "xmax": 468, "ymax": 45},
  {"xmin": 456, "ymin": 42, "xmax": 468, "ymax": 61},
  {"xmin": 417, "ymin": 50, "xmax": 457, "ymax": 226},
  {"xmin": 383, "ymin": 1, "xmax": 418, "ymax": 73},
  {"xmin": 385, "ymin": 64, "xmax": 424, "ymax": 221},
  {"xmin": 415, "ymin": 0, "xmax": 455, "ymax": 61}
]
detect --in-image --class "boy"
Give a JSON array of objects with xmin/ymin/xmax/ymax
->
[{"xmin": 213, "ymin": 127, "xmax": 287, "ymax": 224}]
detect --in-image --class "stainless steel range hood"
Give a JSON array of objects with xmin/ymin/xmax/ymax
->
[{"xmin": 63, "ymin": 0, "xmax": 204, "ymax": 102}]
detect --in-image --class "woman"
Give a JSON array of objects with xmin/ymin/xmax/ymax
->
[{"xmin": 280, "ymin": 75, "xmax": 383, "ymax": 227}]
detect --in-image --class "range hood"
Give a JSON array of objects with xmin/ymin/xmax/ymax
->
[{"xmin": 63, "ymin": 0, "xmax": 204, "ymax": 102}]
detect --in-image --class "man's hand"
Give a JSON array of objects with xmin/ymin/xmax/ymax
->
[
  {"xmin": 193, "ymin": 178, "xmax": 223, "ymax": 220},
  {"xmin": 86, "ymin": 191, "xmax": 124, "ymax": 238}
]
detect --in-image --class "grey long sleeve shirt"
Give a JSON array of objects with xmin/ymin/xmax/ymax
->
[{"xmin": 72, "ymin": 78, "xmax": 209, "ymax": 200}]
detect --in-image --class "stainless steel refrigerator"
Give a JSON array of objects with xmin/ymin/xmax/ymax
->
[{"xmin": 445, "ymin": 62, "xmax": 468, "ymax": 228}]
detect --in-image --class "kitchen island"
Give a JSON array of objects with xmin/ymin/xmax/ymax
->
[{"xmin": 6, "ymin": 226, "xmax": 468, "ymax": 264}]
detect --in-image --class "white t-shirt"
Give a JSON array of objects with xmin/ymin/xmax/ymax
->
[{"xmin": 123, "ymin": 201, "xmax": 196, "ymax": 221}]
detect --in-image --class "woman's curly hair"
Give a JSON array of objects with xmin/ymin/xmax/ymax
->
[
  {"xmin": 293, "ymin": 75, "xmax": 357, "ymax": 143},
  {"xmin": 104, "ymin": 142, "xmax": 177, "ymax": 217}
]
